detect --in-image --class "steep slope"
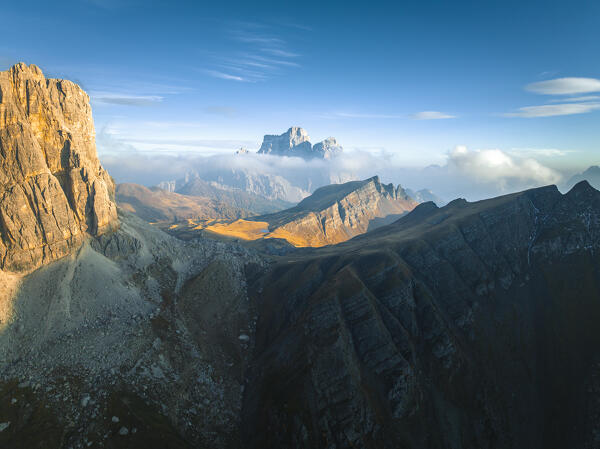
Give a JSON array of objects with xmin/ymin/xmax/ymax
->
[
  {"xmin": 0, "ymin": 210, "xmax": 262, "ymax": 449},
  {"xmin": 201, "ymin": 176, "xmax": 418, "ymax": 247},
  {"xmin": 0, "ymin": 63, "xmax": 263, "ymax": 449},
  {"xmin": 0, "ymin": 63, "xmax": 117, "ymax": 272},
  {"xmin": 116, "ymin": 183, "xmax": 251, "ymax": 222},
  {"xmin": 242, "ymin": 181, "xmax": 600, "ymax": 449}
]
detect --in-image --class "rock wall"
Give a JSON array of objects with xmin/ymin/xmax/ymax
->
[
  {"xmin": 243, "ymin": 182, "xmax": 600, "ymax": 449},
  {"xmin": 262, "ymin": 176, "xmax": 418, "ymax": 246},
  {"xmin": 0, "ymin": 63, "xmax": 117, "ymax": 272}
]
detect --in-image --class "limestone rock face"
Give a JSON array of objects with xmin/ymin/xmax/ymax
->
[
  {"xmin": 312, "ymin": 137, "xmax": 343, "ymax": 159},
  {"xmin": 0, "ymin": 63, "xmax": 117, "ymax": 272},
  {"xmin": 254, "ymin": 176, "xmax": 418, "ymax": 246},
  {"xmin": 257, "ymin": 127, "xmax": 343, "ymax": 159}
]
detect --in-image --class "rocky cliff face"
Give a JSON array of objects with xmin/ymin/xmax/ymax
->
[
  {"xmin": 257, "ymin": 127, "xmax": 343, "ymax": 159},
  {"xmin": 255, "ymin": 176, "xmax": 418, "ymax": 246},
  {"xmin": 0, "ymin": 63, "xmax": 117, "ymax": 272},
  {"xmin": 243, "ymin": 181, "xmax": 600, "ymax": 449}
]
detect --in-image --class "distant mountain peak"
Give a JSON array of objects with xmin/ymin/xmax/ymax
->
[
  {"xmin": 564, "ymin": 165, "xmax": 600, "ymax": 192},
  {"xmin": 257, "ymin": 127, "xmax": 343, "ymax": 159}
]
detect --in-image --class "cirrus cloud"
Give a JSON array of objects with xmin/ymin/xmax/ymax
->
[
  {"xmin": 410, "ymin": 110, "xmax": 456, "ymax": 120},
  {"xmin": 504, "ymin": 102, "xmax": 600, "ymax": 118},
  {"xmin": 90, "ymin": 92, "xmax": 163, "ymax": 106},
  {"xmin": 526, "ymin": 77, "xmax": 600, "ymax": 95}
]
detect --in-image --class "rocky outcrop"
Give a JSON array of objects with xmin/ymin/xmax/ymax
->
[
  {"xmin": 312, "ymin": 137, "xmax": 343, "ymax": 160},
  {"xmin": 257, "ymin": 127, "xmax": 343, "ymax": 159},
  {"xmin": 242, "ymin": 181, "xmax": 600, "ymax": 449},
  {"xmin": 0, "ymin": 63, "xmax": 117, "ymax": 272},
  {"xmin": 253, "ymin": 175, "xmax": 418, "ymax": 246}
]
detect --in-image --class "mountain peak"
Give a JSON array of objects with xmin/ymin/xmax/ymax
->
[
  {"xmin": 0, "ymin": 63, "xmax": 117, "ymax": 272},
  {"xmin": 257, "ymin": 127, "xmax": 343, "ymax": 159}
]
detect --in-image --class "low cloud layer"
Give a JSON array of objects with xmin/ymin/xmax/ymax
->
[
  {"xmin": 99, "ymin": 130, "xmax": 566, "ymax": 203},
  {"xmin": 447, "ymin": 146, "xmax": 561, "ymax": 186}
]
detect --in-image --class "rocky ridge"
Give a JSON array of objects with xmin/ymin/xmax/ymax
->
[
  {"xmin": 242, "ymin": 181, "xmax": 600, "ymax": 449},
  {"xmin": 0, "ymin": 63, "xmax": 117, "ymax": 272},
  {"xmin": 251, "ymin": 175, "xmax": 418, "ymax": 246}
]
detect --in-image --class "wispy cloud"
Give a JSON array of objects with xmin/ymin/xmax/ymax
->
[
  {"xmin": 505, "ymin": 103, "xmax": 600, "ymax": 118},
  {"xmin": 507, "ymin": 76, "xmax": 600, "ymax": 118},
  {"xmin": 203, "ymin": 70, "xmax": 247, "ymax": 82},
  {"xmin": 410, "ymin": 111, "xmax": 456, "ymax": 120},
  {"xmin": 91, "ymin": 92, "xmax": 163, "ymax": 106},
  {"xmin": 548, "ymin": 95, "xmax": 600, "ymax": 103},
  {"xmin": 526, "ymin": 77, "xmax": 600, "ymax": 95},
  {"xmin": 261, "ymin": 48, "xmax": 300, "ymax": 58},
  {"xmin": 322, "ymin": 110, "xmax": 457, "ymax": 120},
  {"xmin": 508, "ymin": 148, "xmax": 576, "ymax": 158},
  {"xmin": 202, "ymin": 22, "xmax": 304, "ymax": 82},
  {"xmin": 321, "ymin": 112, "xmax": 405, "ymax": 119}
]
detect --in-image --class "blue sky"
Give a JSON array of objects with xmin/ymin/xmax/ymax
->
[{"xmin": 2, "ymin": 0, "xmax": 599, "ymax": 176}]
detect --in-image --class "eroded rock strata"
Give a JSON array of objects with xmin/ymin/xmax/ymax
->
[
  {"xmin": 0, "ymin": 63, "xmax": 117, "ymax": 272},
  {"xmin": 253, "ymin": 176, "xmax": 418, "ymax": 246},
  {"xmin": 243, "ymin": 182, "xmax": 600, "ymax": 449}
]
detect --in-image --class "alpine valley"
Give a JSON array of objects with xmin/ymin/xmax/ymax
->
[{"xmin": 2, "ymin": 63, "xmax": 600, "ymax": 449}]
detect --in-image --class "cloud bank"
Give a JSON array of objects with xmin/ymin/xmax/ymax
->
[{"xmin": 98, "ymin": 131, "xmax": 565, "ymax": 203}]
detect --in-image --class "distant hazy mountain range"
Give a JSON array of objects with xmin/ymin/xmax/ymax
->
[
  {"xmin": 116, "ymin": 183, "xmax": 252, "ymax": 222},
  {"xmin": 564, "ymin": 165, "xmax": 600, "ymax": 191},
  {"xmin": 156, "ymin": 126, "xmax": 441, "ymax": 207}
]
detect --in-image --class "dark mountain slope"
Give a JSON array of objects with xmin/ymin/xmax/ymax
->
[{"xmin": 243, "ymin": 181, "xmax": 600, "ymax": 449}]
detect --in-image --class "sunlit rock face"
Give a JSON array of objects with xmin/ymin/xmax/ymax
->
[
  {"xmin": 0, "ymin": 63, "xmax": 117, "ymax": 272},
  {"xmin": 255, "ymin": 175, "xmax": 418, "ymax": 246},
  {"xmin": 257, "ymin": 126, "xmax": 343, "ymax": 159}
]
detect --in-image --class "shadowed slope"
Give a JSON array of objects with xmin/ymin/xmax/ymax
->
[{"xmin": 243, "ymin": 181, "xmax": 600, "ymax": 449}]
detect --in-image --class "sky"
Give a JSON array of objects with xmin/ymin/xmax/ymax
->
[{"xmin": 1, "ymin": 0, "xmax": 599, "ymax": 197}]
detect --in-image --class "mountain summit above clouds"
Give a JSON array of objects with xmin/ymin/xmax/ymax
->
[
  {"xmin": 0, "ymin": 63, "xmax": 117, "ymax": 272},
  {"xmin": 257, "ymin": 126, "xmax": 343, "ymax": 159}
]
